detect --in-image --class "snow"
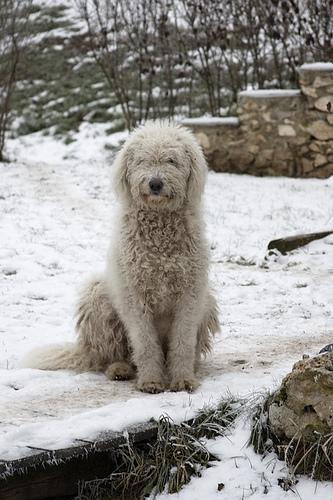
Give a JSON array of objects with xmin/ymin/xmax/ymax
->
[
  {"xmin": 1, "ymin": 126, "xmax": 333, "ymax": 498},
  {"xmin": 300, "ymin": 62, "xmax": 333, "ymax": 72},
  {"xmin": 157, "ymin": 421, "xmax": 333, "ymax": 500},
  {"xmin": 239, "ymin": 89, "xmax": 301, "ymax": 98},
  {"xmin": 181, "ymin": 117, "xmax": 239, "ymax": 127}
]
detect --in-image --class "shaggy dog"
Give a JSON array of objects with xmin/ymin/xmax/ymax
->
[{"xmin": 23, "ymin": 122, "xmax": 219, "ymax": 393}]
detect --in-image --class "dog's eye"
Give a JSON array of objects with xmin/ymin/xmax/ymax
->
[{"xmin": 167, "ymin": 158, "xmax": 176, "ymax": 165}]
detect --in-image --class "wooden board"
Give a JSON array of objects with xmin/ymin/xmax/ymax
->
[{"xmin": 0, "ymin": 421, "xmax": 157, "ymax": 500}]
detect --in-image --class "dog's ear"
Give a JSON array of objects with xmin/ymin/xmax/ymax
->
[
  {"xmin": 112, "ymin": 143, "xmax": 131, "ymax": 200},
  {"xmin": 186, "ymin": 142, "xmax": 207, "ymax": 204}
]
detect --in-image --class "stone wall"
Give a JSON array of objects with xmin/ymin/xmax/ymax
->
[{"xmin": 181, "ymin": 63, "xmax": 333, "ymax": 178}]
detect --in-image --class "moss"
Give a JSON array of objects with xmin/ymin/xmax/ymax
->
[
  {"xmin": 303, "ymin": 421, "xmax": 331, "ymax": 441},
  {"xmin": 277, "ymin": 386, "xmax": 288, "ymax": 403}
]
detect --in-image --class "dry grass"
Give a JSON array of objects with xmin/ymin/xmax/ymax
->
[
  {"xmin": 78, "ymin": 397, "xmax": 242, "ymax": 499},
  {"xmin": 281, "ymin": 431, "xmax": 333, "ymax": 481}
]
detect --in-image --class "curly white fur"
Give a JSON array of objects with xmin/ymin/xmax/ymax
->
[{"xmin": 22, "ymin": 121, "xmax": 220, "ymax": 393}]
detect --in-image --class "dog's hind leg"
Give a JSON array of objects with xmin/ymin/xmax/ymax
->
[{"xmin": 76, "ymin": 276, "xmax": 134, "ymax": 378}]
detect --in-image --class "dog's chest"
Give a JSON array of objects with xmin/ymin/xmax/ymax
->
[{"xmin": 121, "ymin": 211, "xmax": 201, "ymax": 310}]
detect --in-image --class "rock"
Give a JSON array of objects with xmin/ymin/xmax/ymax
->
[
  {"xmin": 300, "ymin": 85, "xmax": 318, "ymax": 98},
  {"xmin": 314, "ymin": 96, "xmax": 333, "ymax": 112},
  {"xmin": 268, "ymin": 352, "xmax": 333, "ymax": 441},
  {"xmin": 278, "ymin": 124, "xmax": 296, "ymax": 137},
  {"xmin": 248, "ymin": 144, "xmax": 260, "ymax": 154},
  {"xmin": 309, "ymin": 142, "xmax": 320, "ymax": 152},
  {"xmin": 256, "ymin": 134, "xmax": 266, "ymax": 143},
  {"xmin": 250, "ymin": 120, "xmax": 260, "ymax": 130},
  {"xmin": 327, "ymin": 114, "xmax": 333, "ymax": 125},
  {"xmin": 194, "ymin": 132, "xmax": 210, "ymax": 150},
  {"xmin": 312, "ymin": 163, "xmax": 333, "ymax": 178},
  {"xmin": 242, "ymin": 100, "xmax": 258, "ymax": 111},
  {"xmin": 240, "ymin": 113, "xmax": 253, "ymax": 121},
  {"xmin": 308, "ymin": 120, "xmax": 333, "ymax": 140},
  {"xmin": 290, "ymin": 136, "xmax": 308, "ymax": 146},
  {"xmin": 313, "ymin": 76, "xmax": 333, "ymax": 88},
  {"xmin": 314, "ymin": 154, "xmax": 327, "ymax": 167},
  {"xmin": 302, "ymin": 158, "xmax": 314, "ymax": 173},
  {"xmin": 254, "ymin": 149, "xmax": 273, "ymax": 168},
  {"xmin": 232, "ymin": 149, "xmax": 254, "ymax": 166},
  {"xmin": 271, "ymin": 160, "xmax": 290, "ymax": 175}
]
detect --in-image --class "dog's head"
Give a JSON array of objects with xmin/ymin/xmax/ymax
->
[{"xmin": 112, "ymin": 121, "xmax": 207, "ymax": 211}]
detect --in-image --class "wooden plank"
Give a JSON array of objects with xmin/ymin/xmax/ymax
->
[
  {"xmin": 267, "ymin": 230, "xmax": 333, "ymax": 255},
  {"xmin": 0, "ymin": 421, "xmax": 157, "ymax": 500}
]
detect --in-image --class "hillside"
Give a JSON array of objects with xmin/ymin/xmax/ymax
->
[{"xmin": 10, "ymin": 1, "xmax": 124, "ymax": 144}]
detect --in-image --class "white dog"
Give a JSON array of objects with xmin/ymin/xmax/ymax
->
[{"xmin": 23, "ymin": 121, "xmax": 219, "ymax": 393}]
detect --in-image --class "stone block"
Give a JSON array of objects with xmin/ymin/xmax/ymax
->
[
  {"xmin": 275, "ymin": 148, "xmax": 293, "ymax": 160},
  {"xmin": 278, "ymin": 124, "xmax": 296, "ymax": 137},
  {"xmin": 309, "ymin": 163, "xmax": 333, "ymax": 178},
  {"xmin": 309, "ymin": 142, "xmax": 320, "ymax": 152},
  {"xmin": 231, "ymin": 149, "xmax": 254, "ymax": 166},
  {"xmin": 256, "ymin": 134, "xmax": 266, "ymax": 143},
  {"xmin": 314, "ymin": 95, "xmax": 333, "ymax": 112},
  {"xmin": 327, "ymin": 114, "xmax": 333, "ymax": 125},
  {"xmin": 242, "ymin": 100, "xmax": 258, "ymax": 111},
  {"xmin": 314, "ymin": 154, "xmax": 327, "ymax": 167},
  {"xmin": 290, "ymin": 136, "xmax": 308, "ymax": 146},
  {"xmin": 308, "ymin": 120, "xmax": 333, "ymax": 140},
  {"xmin": 313, "ymin": 75, "xmax": 333, "ymax": 88},
  {"xmin": 302, "ymin": 158, "xmax": 314, "ymax": 173},
  {"xmin": 250, "ymin": 120, "xmax": 260, "ymax": 130},
  {"xmin": 300, "ymin": 85, "xmax": 318, "ymax": 98},
  {"xmin": 254, "ymin": 149, "xmax": 274, "ymax": 168},
  {"xmin": 271, "ymin": 159, "xmax": 290, "ymax": 175},
  {"xmin": 194, "ymin": 132, "xmax": 210, "ymax": 150},
  {"xmin": 248, "ymin": 144, "xmax": 260, "ymax": 154},
  {"xmin": 239, "ymin": 113, "xmax": 254, "ymax": 121}
]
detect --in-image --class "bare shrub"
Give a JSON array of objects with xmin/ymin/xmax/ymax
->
[
  {"xmin": 0, "ymin": 0, "xmax": 31, "ymax": 161},
  {"xmin": 74, "ymin": 0, "xmax": 332, "ymax": 129}
]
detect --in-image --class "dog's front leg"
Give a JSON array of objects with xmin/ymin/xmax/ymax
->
[
  {"xmin": 125, "ymin": 311, "xmax": 166, "ymax": 393},
  {"xmin": 168, "ymin": 295, "xmax": 201, "ymax": 392}
]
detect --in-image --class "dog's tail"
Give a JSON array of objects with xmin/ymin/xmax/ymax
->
[
  {"xmin": 198, "ymin": 292, "xmax": 220, "ymax": 355},
  {"xmin": 20, "ymin": 342, "xmax": 90, "ymax": 371}
]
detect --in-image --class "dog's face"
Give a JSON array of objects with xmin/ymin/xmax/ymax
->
[
  {"xmin": 113, "ymin": 122, "xmax": 207, "ymax": 211},
  {"xmin": 126, "ymin": 141, "xmax": 192, "ymax": 210}
]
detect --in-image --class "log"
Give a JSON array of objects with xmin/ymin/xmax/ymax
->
[{"xmin": 267, "ymin": 230, "xmax": 333, "ymax": 255}]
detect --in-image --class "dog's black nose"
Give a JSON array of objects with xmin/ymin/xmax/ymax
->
[{"xmin": 149, "ymin": 178, "xmax": 163, "ymax": 194}]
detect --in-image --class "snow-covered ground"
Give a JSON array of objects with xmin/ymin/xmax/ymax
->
[{"xmin": 1, "ymin": 126, "xmax": 333, "ymax": 498}]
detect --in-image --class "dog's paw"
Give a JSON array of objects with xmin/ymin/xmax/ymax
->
[
  {"xmin": 136, "ymin": 379, "xmax": 165, "ymax": 394},
  {"xmin": 105, "ymin": 361, "xmax": 135, "ymax": 381},
  {"xmin": 169, "ymin": 377, "xmax": 199, "ymax": 393}
]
